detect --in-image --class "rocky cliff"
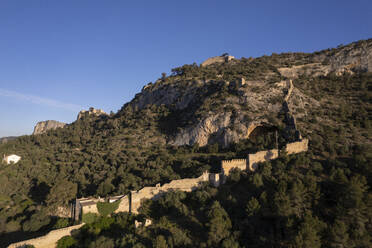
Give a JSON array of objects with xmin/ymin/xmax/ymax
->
[
  {"xmin": 33, "ymin": 120, "xmax": 66, "ymax": 135},
  {"xmin": 130, "ymin": 78, "xmax": 286, "ymax": 147},
  {"xmin": 278, "ymin": 39, "xmax": 372, "ymax": 78}
]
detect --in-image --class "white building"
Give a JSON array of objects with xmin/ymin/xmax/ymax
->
[{"xmin": 3, "ymin": 154, "xmax": 21, "ymax": 164}]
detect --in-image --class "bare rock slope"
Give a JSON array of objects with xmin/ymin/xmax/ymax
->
[{"xmin": 33, "ymin": 120, "xmax": 66, "ymax": 135}]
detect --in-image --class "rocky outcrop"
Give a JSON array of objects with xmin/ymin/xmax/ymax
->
[
  {"xmin": 132, "ymin": 78, "xmax": 286, "ymax": 147},
  {"xmin": 278, "ymin": 63, "xmax": 331, "ymax": 79},
  {"xmin": 77, "ymin": 107, "xmax": 107, "ymax": 120},
  {"xmin": 33, "ymin": 120, "xmax": 66, "ymax": 135},
  {"xmin": 278, "ymin": 40, "xmax": 372, "ymax": 79},
  {"xmin": 327, "ymin": 40, "xmax": 372, "ymax": 74}
]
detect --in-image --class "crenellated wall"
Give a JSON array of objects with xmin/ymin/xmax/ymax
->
[
  {"xmin": 129, "ymin": 172, "xmax": 210, "ymax": 213},
  {"xmin": 248, "ymin": 149, "xmax": 279, "ymax": 171},
  {"xmin": 221, "ymin": 159, "xmax": 247, "ymax": 176}
]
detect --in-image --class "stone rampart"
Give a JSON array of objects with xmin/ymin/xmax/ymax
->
[
  {"xmin": 201, "ymin": 55, "xmax": 234, "ymax": 66},
  {"xmin": 130, "ymin": 172, "xmax": 209, "ymax": 213},
  {"xmin": 221, "ymin": 159, "xmax": 247, "ymax": 176},
  {"xmin": 285, "ymin": 139, "xmax": 308, "ymax": 155},
  {"xmin": 284, "ymin": 79, "xmax": 294, "ymax": 102},
  {"xmin": 114, "ymin": 195, "xmax": 130, "ymax": 213},
  {"xmin": 248, "ymin": 149, "xmax": 279, "ymax": 171},
  {"xmin": 8, "ymin": 223, "xmax": 85, "ymax": 248}
]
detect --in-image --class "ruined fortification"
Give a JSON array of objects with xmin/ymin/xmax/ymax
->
[
  {"xmin": 8, "ymin": 223, "xmax": 85, "ymax": 248},
  {"xmin": 285, "ymin": 138, "xmax": 309, "ymax": 155},
  {"xmin": 201, "ymin": 54, "xmax": 235, "ymax": 66},
  {"xmin": 77, "ymin": 107, "xmax": 107, "ymax": 120},
  {"xmin": 248, "ymin": 149, "xmax": 279, "ymax": 171},
  {"xmin": 221, "ymin": 159, "xmax": 247, "ymax": 176},
  {"xmin": 79, "ymin": 171, "xmax": 220, "ymax": 216}
]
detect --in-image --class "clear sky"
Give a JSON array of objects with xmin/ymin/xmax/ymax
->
[{"xmin": 0, "ymin": 0, "xmax": 371, "ymax": 137}]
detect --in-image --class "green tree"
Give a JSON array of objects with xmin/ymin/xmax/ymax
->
[
  {"xmin": 46, "ymin": 180, "xmax": 77, "ymax": 210},
  {"xmin": 293, "ymin": 212, "xmax": 324, "ymax": 248},
  {"xmin": 154, "ymin": 235, "xmax": 167, "ymax": 248},
  {"xmin": 246, "ymin": 197, "xmax": 261, "ymax": 216},
  {"xmin": 329, "ymin": 219, "xmax": 350, "ymax": 248},
  {"xmin": 206, "ymin": 201, "xmax": 232, "ymax": 246},
  {"xmin": 57, "ymin": 236, "xmax": 76, "ymax": 248}
]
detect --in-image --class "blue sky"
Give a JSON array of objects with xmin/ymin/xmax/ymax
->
[{"xmin": 0, "ymin": 0, "xmax": 371, "ymax": 137}]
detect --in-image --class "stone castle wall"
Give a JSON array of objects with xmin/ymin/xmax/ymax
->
[
  {"xmin": 129, "ymin": 172, "xmax": 210, "ymax": 213},
  {"xmin": 78, "ymin": 172, "xmax": 217, "ymax": 216},
  {"xmin": 285, "ymin": 138, "xmax": 308, "ymax": 155},
  {"xmin": 114, "ymin": 195, "xmax": 130, "ymax": 213},
  {"xmin": 201, "ymin": 55, "xmax": 234, "ymax": 66},
  {"xmin": 221, "ymin": 159, "xmax": 247, "ymax": 176},
  {"xmin": 248, "ymin": 149, "xmax": 279, "ymax": 171},
  {"xmin": 284, "ymin": 79, "xmax": 294, "ymax": 102},
  {"xmin": 8, "ymin": 223, "xmax": 85, "ymax": 248}
]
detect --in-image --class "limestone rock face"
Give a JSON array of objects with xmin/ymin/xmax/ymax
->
[
  {"xmin": 77, "ymin": 107, "xmax": 107, "ymax": 120},
  {"xmin": 131, "ymin": 78, "xmax": 289, "ymax": 147},
  {"xmin": 327, "ymin": 41, "xmax": 372, "ymax": 74},
  {"xmin": 278, "ymin": 40, "xmax": 372, "ymax": 79},
  {"xmin": 33, "ymin": 120, "xmax": 66, "ymax": 135}
]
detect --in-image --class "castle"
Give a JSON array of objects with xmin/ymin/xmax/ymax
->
[
  {"xmin": 8, "ymin": 79, "xmax": 309, "ymax": 248},
  {"xmin": 201, "ymin": 53, "xmax": 235, "ymax": 67}
]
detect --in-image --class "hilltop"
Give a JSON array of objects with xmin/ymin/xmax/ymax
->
[{"xmin": 0, "ymin": 39, "xmax": 371, "ymax": 247}]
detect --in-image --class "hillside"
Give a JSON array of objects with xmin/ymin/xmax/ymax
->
[{"xmin": 0, "ymin": 39, "xmax": 371, "ymax": 247}]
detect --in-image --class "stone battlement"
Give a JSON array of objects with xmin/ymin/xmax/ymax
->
[
  {"xmin": 80, "ymin": 171, "xmax": 219, "ymax": 216},
  {"xmin": 222, "ymin": 159, "xmax": 247, "ymax": 164},
  {"xmin": 221, "ymin": 159, "xmax": 247, "ymax": 176},
  {"xmin": 248, "ymin": 149, "xmax": 279, "ymax": 171}
]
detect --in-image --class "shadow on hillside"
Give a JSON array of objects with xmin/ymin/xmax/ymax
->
[{"xmin": 0, "ymin": 229, "xmax": 50, "ymax": 247}]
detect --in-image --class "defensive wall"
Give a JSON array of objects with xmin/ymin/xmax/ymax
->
[
  {"xmin": 248, "ymin": 149, "xmax": 279, "ymax": 171},
  {"xmin": 80, "ymin": 172, "xmax": 220, "ymax": 216},
  {"xmin": 221, "ymin": 159, "xmax": 247, "ymax": 176},
  {"xmin": 7, "ymin": 223, "xmax": 85, "ymax": 248},
  {"xmin": 201, "ymin": 55, "xmax": 235, "ymax": 67},
  {"xmin": 284, "ymin": 79, "xmax": 294, "ymax": 102},
  {"xmin": 221, "ymin": 139, "xmax": 308, "ymax": 176},
  {"xmin": 285, "ymin": 138, "xmax": 308, "ymax": 155}
]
